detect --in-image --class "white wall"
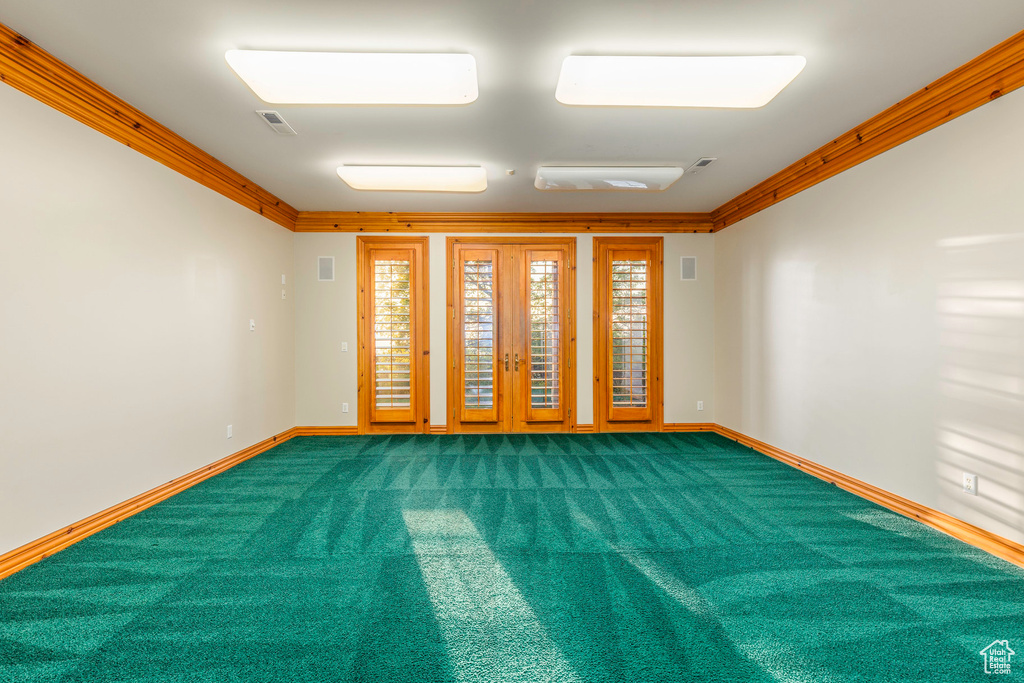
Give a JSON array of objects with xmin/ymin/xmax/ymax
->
[
  {"xmin": 294, "ymin": 232, "xmax": 716, "ymax": 427},
  {"xmin": 294, "ymin": 234, "xmax": 358, "ymax": 426},
  {"xmin": 715, "ymin": 87, "xmax": 1024, "ymax": 545},
  {"xmin": 664, "ymin": 234, "xmax": 716, "ymax": 423},
  {"xmin": 0, "ymin": 85, "xmax": 295, "ymax": 554}
]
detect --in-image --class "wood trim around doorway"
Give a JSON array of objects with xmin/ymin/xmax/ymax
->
[
  {"xmin": 445, "ymin": 237, "xmax": 577, "ymax": 434},
  {"xmin": 592, "ymin": 237, "xmax": 664, "ymax": 433},
  {"xmin": 356, "ymin": 236, "xmax": 430, "ymax": 434}
]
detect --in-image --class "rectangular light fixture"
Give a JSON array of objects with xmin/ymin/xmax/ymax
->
[
  {"xmin": 555, "ymin": 55, "xmax": 806, "ymax": 108},
  {"xmin": 337, "ymin": 166, "xmax": 487, "ymax": 192},
  {"xmin": 534, "ymin": 166, "xmax": 683, "ymax": 191},
  {"xmin": 226, "ymin": 50, "xmax": 478, "ymax": 105}
]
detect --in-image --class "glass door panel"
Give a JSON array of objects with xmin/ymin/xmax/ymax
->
[
  {"xmin": 455, "ymin": 248, "xmax": 504, "ymax": 425},
  {"xmin": 371, "ymin": 257, "xmax": 414, "ymax": 423},
  {"xmin": 515, "ymin": 249, "xmax": 567, "ymax": 427},
  {"xmin": 449, "ymin": 239, "xmax": 574, "ymax": 433}
]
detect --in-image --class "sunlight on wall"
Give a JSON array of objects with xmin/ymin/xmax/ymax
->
[
  {"xmin": 402, "ymin": 509, "xmax": 580, "ymax": 683},
  {"xmin": 936, "ymin": 235, "xmax": 1024, "ymax": 542}
]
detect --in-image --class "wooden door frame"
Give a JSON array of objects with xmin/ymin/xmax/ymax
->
[
  {"xmin": 446, "ymin": 236, "xmax": 577, "ymax": 433},
  {"xmin": 593, "ymin": 236, "xmax": 664, "ymax": 432},
  {"xmin": 357, "ymin": 236, "xmax": 430, "ymax": 434}
]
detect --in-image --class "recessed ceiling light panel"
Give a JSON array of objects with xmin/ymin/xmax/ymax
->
[
  {"xmin": 337, "ymin": 166, "xmax": 487, "ymax": 192},
  {"xmin": 555, "ymin": 55, "xmax": 806, "ymax": 108},
  {"xmin": 226, "ymin": 50, "xmax": 478, "ymax": 105},
  {"xmin": 534, "ymin": 166, "xmax": 683, "ymax": 191}
]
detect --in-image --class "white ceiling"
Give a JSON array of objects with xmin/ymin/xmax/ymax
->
[{"xmin": 4, "ymin": 1, "xmax": 1024, "ymax": 213}]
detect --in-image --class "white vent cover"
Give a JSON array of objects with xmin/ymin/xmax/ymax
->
[
  {"xmin": 256, "ymin": 110, "xmax": 297, "ymax": 135},
  {"xmin": 686, "ymin": 157, "xmax": 717, "ymax": 174},
  {"xmin": 680, "ymin": 256, "xmax": 697, "ymax": 281},
  {"xmin": 318, "ymin": 256, "xmax": 335, "ymax": 281}
]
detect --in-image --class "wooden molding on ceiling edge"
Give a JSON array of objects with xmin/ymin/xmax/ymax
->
[
  {"xmin": 711, "ymin": 28, "xmax": 1024, "ymax": 231},
  {"xmin": 0, "ymin": 23, "xmax": 298, "ymax": 231},
  {"xmin": 294, "ymin": 211, "xmax": 715, "ymax": 233},
  {"xmin": 714, "ymin": 425, "xmax": 1024, "ymax": 569},
  {"xmin": 4, "ymin": 20, "xmax": 1023, "ymax": 235},
  {"xmin": 0, "ymin": 22, "xmax": 713, "ymax": 236},
  {"xmin": 1, "ymin": 422, "xmax": 1020, "ymax": 580}
]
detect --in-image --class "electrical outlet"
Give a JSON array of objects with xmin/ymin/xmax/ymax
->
[
  {"xmin": 249, "ymin": 319, "xmax": 255, "ymax": 331},
  {"xmin": 962, "ymin": 472, "xmax": 978, "ymax": 496},
  {"xmin": 342, "ymin": 403, "xmax": 349, "ymax": 413},
  {"xmin": 227, "ymin": 425, "xmax": 233, "ymax": 439},
  {"xmin": 281, "ymin": 289, "xmax": 287, "ymax": 300},
  {"xmin": 342, "ymin": 342, "xmax": 349, "ymax": 352},
  {"xmin": 697, "ymin": 400, "xmax": 704, "ymax": 411}
]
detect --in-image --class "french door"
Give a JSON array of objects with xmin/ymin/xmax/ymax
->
[
  {"xmin": 447, "ymin": 238, "xmax": 575, "ymax": 433},
  {"xmin": 593, "ymin": 237, "xmax": 663, "ymax": 432}
]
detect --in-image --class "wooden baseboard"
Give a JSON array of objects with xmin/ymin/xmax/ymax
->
[
  {"xmin": 663, "ymin": 422, "xmax": 718, "ymax": 432},
  {"xmin": 291, "ymin": 426, "xmax": 359, "ymax": 436},
  {"xmin": 0, "ymin": 427, "xmax": 299, "ymax": 580},
  {"xmin": 5, "ymin": 423, "xmax": 1020, "ymax": 579},
  {"xmin": 712, "ymin": 424, "xmax": 1024, "ymax": 568}
]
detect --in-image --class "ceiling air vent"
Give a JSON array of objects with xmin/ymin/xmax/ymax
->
[
  {"xmin": 256, "ymin": 109, "xmax": 297, "ymax": 135},
  {"xmin": 686, "ymin": 157, "xmax": 717, "ymax": 174}
]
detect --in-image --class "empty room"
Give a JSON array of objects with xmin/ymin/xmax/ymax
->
[{"xmin": 2, "ymin": 1, "xmax": 1024, "ymax": 681}]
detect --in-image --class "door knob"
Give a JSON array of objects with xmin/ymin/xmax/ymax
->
[
  {"xmin": 504, "ymin": 352, "xmax": 509, "ymax": 370},
  {"xmin": 514, "ymin": 353, "xmax": 520, "ymax": 371}
]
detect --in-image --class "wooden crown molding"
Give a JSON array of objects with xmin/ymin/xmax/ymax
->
[
  {"xmin": 295, "ymin": 211, "xmax": 714, "ymax": 233},
  {"xmin": 0, "ymin": 23, "xmax": 298, "ymax": 230},
  {"xmin": 712, "ymin": 28, "xmax": 1024, "ymax": 231},
  {"xmin": 3, "ymin": 20, "xmax": 1023, "ymax": 235}
]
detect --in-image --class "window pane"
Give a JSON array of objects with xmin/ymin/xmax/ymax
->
[
  {"xmin": 373, "ymin": 260, "xmax": 413, "ymax": 408},
  {"xmin": 464, "ymin": 259, "xmax": 495, "ymax": 408},
  {"xmin": 610, "ymin": 259, "xmax": 647, "ymax": 408},
  {"xmin": 529, "ymin": 259, "xmax": 560, "ymax": 409}
]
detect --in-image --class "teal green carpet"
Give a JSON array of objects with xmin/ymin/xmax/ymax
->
[{"xmin": 2, "ymin": 433, "xmax": 1022, "ymax": 681}]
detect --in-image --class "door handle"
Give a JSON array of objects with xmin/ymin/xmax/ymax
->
[
  {"xmin": 504, "ymin": 352, "xmax": 509, "ymax": 370},
  {"xmin": 514, "ymin": 353, "xmax": 520, "ymax": 371}
]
